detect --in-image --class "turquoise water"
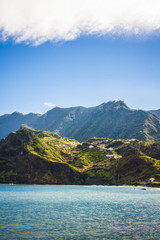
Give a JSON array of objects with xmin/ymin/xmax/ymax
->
[{"xmin": 0, "ymin": 185, "xmax": 160, "ymax": 239}]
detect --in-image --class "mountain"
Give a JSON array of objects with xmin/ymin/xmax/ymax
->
[
  {"xmin": 0, "ymin": 128, "xmax": 160, "ymax": 186},
  {"xmin": 0, "ymin": 128, "xmax": 83, "ymax": 184},
  {"xmin": 0, "ymin": 112, "xmax": 40, "ymax": 140},
  {"xmin": 149, "ymin": 109, "xmax": 160, "ymax": 118},
  {"xmin": 31, "ymin": 105, "xmax": 90, "ymax": 137},
  {"xmin": 31, "ymin": 101, "xmax": 160, "ymax": 142},
  {"xmin": 1, "ymin": 101, "xmax": 160, "ymax": 142}
]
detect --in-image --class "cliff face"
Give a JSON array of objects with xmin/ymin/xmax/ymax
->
[{"xmin": 0, "ymin": 128, "xmax": 160, "ymax": 186}]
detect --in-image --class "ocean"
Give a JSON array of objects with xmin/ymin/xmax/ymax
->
[{"xmin": 0, "ymin": 184, "xmax": 160, "ymax": 239}]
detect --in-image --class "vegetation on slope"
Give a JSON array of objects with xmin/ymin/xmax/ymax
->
[
  {"xmin": 1, "ymin": 101, "xmax": 160, "ymax": 142},
  {"xmin": 0, "ymin": 128, "xmax": 160, "ymax": 186},
  {"xmin": 31, "ymin": 101, "xmax": 160, "ymax": 142},
  {"xmin": 0, "ymin": 128, "xmax": 83, "ymax": 184}
]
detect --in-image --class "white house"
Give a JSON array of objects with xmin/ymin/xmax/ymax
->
[
  {"xmin": 107, "ymin": 147, "xmax": 113, "ymax": 151},
  {"xmin": 89, "ymin": 145, "xmax": 94, "ymax": 149},
  {"xmin": 105, "ymin": 154, "xmax": 114, "ymax": 158}
]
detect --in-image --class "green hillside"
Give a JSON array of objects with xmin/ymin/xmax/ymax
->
[
  {"xmin": 0, "ymin": 128, "xmax": 160, "ymax": 186},
  {"xmin": 0, "ymin": 128, "xmax": 83, "ymax": 184}
]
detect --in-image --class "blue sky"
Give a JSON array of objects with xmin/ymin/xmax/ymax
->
[{"xmin": 0, "ymin": 0, "xmax": 160, "ymax": 115}]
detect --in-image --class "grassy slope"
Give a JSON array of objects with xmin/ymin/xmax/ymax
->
[
  {"xmin": 0, "ymin": 128, "xmax": 160, "ymax": 185},
  {"xmin": 66, "ymin": 138, "xmax": 160, "ymax": 185},
  {"xmin": 0, "ymin": 129, "xmax": 83, "ymax": 184}
]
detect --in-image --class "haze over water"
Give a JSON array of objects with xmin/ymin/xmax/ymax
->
[{"xmin": 0, "ymin": 185, "xmax": 160, "ymax": 239}]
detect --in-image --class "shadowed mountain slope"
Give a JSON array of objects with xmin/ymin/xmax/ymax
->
[
  {"xmin": 149, "ymin": 109, "xmax": 160, "ymax": 118},
  {"xmin": 31, "ymin": 101, "xmax": 160, "ymax": 142},
  {"xmin": 0, "ymin": 112, "xmax": 40, "ymax": 140},
  {"xmin": 1, "ymin": 101, "xmax": 160, "ymax": 142}
]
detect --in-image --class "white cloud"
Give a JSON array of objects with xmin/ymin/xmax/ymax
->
[
  {"xmin": 44, "ymin": 102, "xmax": 56, "ymax": 108},
  {"xmin": 0, "ymin": 0, "xmax": 160, "ymax": 45}
]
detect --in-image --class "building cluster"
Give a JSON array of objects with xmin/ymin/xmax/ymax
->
[
  {"xmin": 105, "ymin": 154, "xmax": 122, "ymax": 159},
  {"xmin": 88, "ymin": 144, "xmax": 122, "ymax": 159},
  {"xmin": 55, "ymin": 142, "xmax": 78, "ymax": 148}
]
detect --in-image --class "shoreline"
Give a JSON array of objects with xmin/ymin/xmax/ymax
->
[{"xmin": 0, "ymin": 182, "xmax": 160, "ymax": 188}]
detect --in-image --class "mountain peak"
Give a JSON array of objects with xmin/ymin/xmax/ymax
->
[
  {"xmin": 97, "ymin": 101, "xmax": 130, "ymax": 111},
  {"xmin": 113, "ymin": 100, "xmax": 130, "ymax": 109},
  {"xmin": 20, "ymin": 124, "xmax": 35, "ymax": 131}
]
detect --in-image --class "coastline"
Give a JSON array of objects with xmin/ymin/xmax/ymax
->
[{"xmin": 0, "ymin": 182, "xmax": 160, "ymax": 188}]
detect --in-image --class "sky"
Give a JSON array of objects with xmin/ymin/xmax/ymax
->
[{"xmin": 0, "ymin": 0, "xmax": 160, "ymax": 115}]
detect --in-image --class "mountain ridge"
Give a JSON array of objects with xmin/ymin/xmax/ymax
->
[
  {"xmin": 1, "ymin": 101, "xmax": 160, "ymax": 142},
  {"xmin": 31, "ymin": 101, "xmax": 160, "ymax": 142},
  {"xmin": 149, "ymin": 109, "xmax": 160, "ymax": 118},
  {"xmin": 0, "ymin": 112, "xmax": 40, "ymax": 140}
]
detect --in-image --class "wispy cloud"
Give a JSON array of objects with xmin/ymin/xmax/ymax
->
[
  {"xmin": 44, "ymin": 102, "xmax": 56, "ymax": 108},
  {"xmin": 0, "ymin": 0, "xmax": 160, "ymax": 45}
]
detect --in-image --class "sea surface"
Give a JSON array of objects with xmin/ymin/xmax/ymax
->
[{"xmin": 0, "ymin": 185, "xmax": 160, "ymax": 239}]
